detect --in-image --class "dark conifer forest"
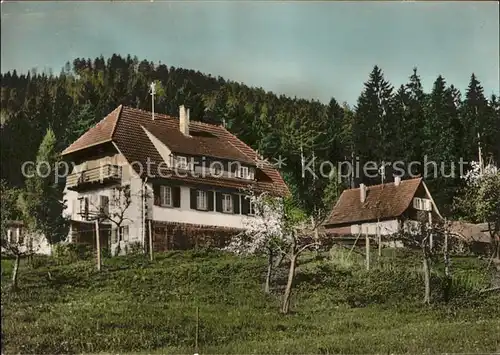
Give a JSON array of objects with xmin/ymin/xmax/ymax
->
[{"xmin": 1, "ymin": 54, "xmax": 499, "ymax": 217}]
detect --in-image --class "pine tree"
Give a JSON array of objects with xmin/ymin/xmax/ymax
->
[
  {"xmin": 461, "ymin": 74, "xmax": 496, "ymax": 164},
  {"xmin": 353, "ymin": 65, "xmax": 395, "ymax": 184},
  {"xmin": 392, "ymin": 84, "xmax": 410, "ymax": 164},
  {"xmin": 423, "ymin": 75, "xmax": 463, "ymax": 214},
  {"xmin": 489, "ymin": 94, "xmax": 500, "ymax": 164},
  {"xmin": 64, "ymin": 103, "xmax": 96, "ymax": 148},
  {"xmin": 404, "ymin": 68, "xmax": 427, "ymax": 174},
  {"xmin": 18, "ymin": 129, "xmax": 69, "ymax": 244}
]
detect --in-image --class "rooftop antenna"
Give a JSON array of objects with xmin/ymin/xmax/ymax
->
[
  {"xmin": 300, "ymin": 143, "xmax": 305, "ymax": 179},
  {"xmin": 299, "ymin": 124, "xmax": 305, "ymax": 179},
  {"xmin": 477, "ymin": 132, "xmax": 484, "ymax": 175},
  {"xmin": 350, "ymin": 151, "xmax": 355, "ymax": 189},
  {"xmin": 150, "ymin": 82, "xmax": 156, "ymax": 120},
  {"xmin": 379, "ymin": 163, "xmax": 385, "ymax": 185}
]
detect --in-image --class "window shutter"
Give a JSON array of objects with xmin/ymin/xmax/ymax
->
[
  {"xmin": 241, "ymin": 196, "xmax": 250, "ymax": 215},
  {"xmin": 215, "ymin": 192, "xmax": 223, "ymax": 212},
  {"xmin": 207, "ymin": 191, "xmax": 214, "ymax": 211},
  {"xmin": 153, "ymin": 185, "xmax": 160, "ymax": 206},
  {"xmin": 233, "ymin": 194, "xmax": 240, "ymax": 214},
  {"xmin": 173, "ymin": 186, "xmax": 181, "ymax": 208},
  {"xmin": 110, "ymin": 189, "xmax": 116, "ymax": 207},
  {"xmin": 190, "ymin": 189, "xmax": 197, "ymax": 209}
]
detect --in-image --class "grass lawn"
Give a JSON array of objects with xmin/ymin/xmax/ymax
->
[{"xmin": 1, "ymin": 249, "xmax": 499, "ymax": 354}]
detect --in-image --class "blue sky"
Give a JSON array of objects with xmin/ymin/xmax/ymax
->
[{"xmin": 1, "ymin": 1, "xmax": 498, "ymax": 105}]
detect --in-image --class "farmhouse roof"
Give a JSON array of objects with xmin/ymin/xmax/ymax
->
[
  {"xmin": 324, "ymin": 177, "xmax": 425, "ymax": 226},
  {"xmin": 62, "ymin": 105, "xmax": 288, "ymax": 196}
]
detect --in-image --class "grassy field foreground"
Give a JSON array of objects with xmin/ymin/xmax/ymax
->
[{"xmin": 1, "ymin": 249, "xmax": 500, "ymax": 354}]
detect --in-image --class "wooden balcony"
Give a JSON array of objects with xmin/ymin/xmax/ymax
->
[{"xmin": 66, "ymin": 164, "xmax": 122, "ymax": 191}]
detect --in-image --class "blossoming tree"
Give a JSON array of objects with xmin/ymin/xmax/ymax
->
[
  {"xmin": 227, "ymin": 187, "xmax": 322, "ymax": 314},
  {"xmin": 457, "ymin": 160, "xmax": 500, "ymax": 260}
]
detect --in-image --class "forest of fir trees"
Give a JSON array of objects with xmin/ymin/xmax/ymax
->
[{"xmin": 1, "ymin": 54, "xmax": 499, "ymax": 224}]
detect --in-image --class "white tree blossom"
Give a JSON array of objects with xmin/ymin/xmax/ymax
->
[
  {"xmin": 463, "ymin": 161, "xmax": 498, "ymax": 186},
  {"xmin": 226, "ymin": 191, "xmax": 283, "ymax": 255}
]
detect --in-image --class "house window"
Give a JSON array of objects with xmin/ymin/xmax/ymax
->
[
  {"xmin": 413, "ymin": 197, "xmax": 422, "ymax": 210},
  {"xmin": 197, "ymin": 190, "xmax": 208, "ymax": 210},
  {"xmin": 237, "ymin": 166, "xmax": 249, "ymax": 179},
  {"xmin": 17, "ymin": 228, "xmax": 24, "ymax": 244},
  {"xmin": 99, "ymin": 195, "xmax": 109, "ymax": 216},
  {"xmin": 119, "ymin": 225, "xmax": 129, "ymax": 242},
  {"xmin": 248, "ymin": 168, "xmax": 255, "ymax": 180},
  {"xmin": 249, "ymin": 200, "xmax": 256, "ymax": 215},
  {"xmin": 176, "ymin": 156, "xmax": 188, "ymax": 170},
  {"xmin": 160, "ymin": 186, "xmax": 172, "ymax": 207},
  {"xmin": 80, "ymin": 197, "xmax": 89, "ymax": 217},
  {"xmin": 222, "ymin": 194, "xmax": 233, "ymax": 213},
  {"xmin": 211, "ymin": 163, "xmax": 223, "ymax": 177},
  {"xmin": 413, "ymin": 197, "xmax": 432, "ymax": 211}
]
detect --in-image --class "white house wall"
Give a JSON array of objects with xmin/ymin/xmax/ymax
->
[
  {"xmin": 350, "ymin": 219, "xmax": 401, "ymax": 236},
  {"xmin": 2, "ymin": 226, "xmax": 52, "ymax": 255},
  {"xmin": 141, "ymin": 127, "xmax": 172, "ymax": 167},
  {"xmin": 151, "ymin": 185, "xmax": 255, "ymax": 229},
  {"xmin": 64, "ymin": 151, "xmax": 267, "ymax": 251},
  {"xmin": 64, "ymin": 156, "xmax": 145, "ymax": 246}
]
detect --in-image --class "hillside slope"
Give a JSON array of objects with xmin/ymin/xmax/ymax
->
[{"xmin": 1, "ymin": 250, "xmax": 499, "ymax": 354}]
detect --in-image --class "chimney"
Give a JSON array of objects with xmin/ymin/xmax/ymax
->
[
  {"xmin": 394, "ymin": 176, "xmax": 401, "ymax": 186},
  {"xmin": 359, "ymin": 183, "xmax": 366, "ymax": 203},
  {"xmin": 179, "ymin": 105, "xmax": 190, "ymax": 136}
]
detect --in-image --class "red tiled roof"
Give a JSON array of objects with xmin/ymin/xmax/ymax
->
[
  {"xmin": 62, "ymin": 106, "xmax": 122, "ymax": 155},
  {"xmin": 62, "ymin": 106, "xmax": 289, "ymax": 197},
  {"xmin": 324, "ymin": 178, "xmax": 423, "ymax": 226}
]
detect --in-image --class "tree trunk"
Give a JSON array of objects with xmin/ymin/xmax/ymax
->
[
  {"xmin": 443, "ymin": 228, "xmax": 452, "ymax": 302},
  {"xmin": 265, "ymin": 249, "xmax": 273, "ymax": 294},
  {"xmin": 422, "ymin": 253, "xmax": 431, "ymax": 305},
  {"xmin": 11, "ymin": 254, "xmax": 21, "ymax": 291},
  {"xmin": 493, "ymin": 237, "xmax": 500, "ymax": 261},
  {"xmin": 281, "ymin": 254, "xmax": 297, "ymax": 314},
  {"xmin": 275, "ymin": 253, "xmax": 285, "ymax": 268}
]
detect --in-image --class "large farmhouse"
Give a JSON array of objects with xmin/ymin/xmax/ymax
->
[{"xmin": 61, "ymin": 105, "xmax": 288, "ymax": 254}]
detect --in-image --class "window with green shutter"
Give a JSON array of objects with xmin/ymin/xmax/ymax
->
[
  {"xmin": 233, "ymin": 194, "xmax": 240, "ymax": 214},
  {"xmin": 241, "ymin": 196, "xmax": 250, "ymax": 215},
  {"xmin": 173, "ymin": 186, "xmax": 181, "ymax": 208}
]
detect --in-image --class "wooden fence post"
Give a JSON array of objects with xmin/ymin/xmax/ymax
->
[
  {"xmin": 195, "ymin": 306, "xmax": 199, "ymax": 355},
  {"xmin": 365, "ymin": 233, "xmax": 370, "ymax": 271},
  {"xmin": 95, "ymin": 219, "xmax": 101, "ymax": 271},
  {"xmin": 148, "ymin": 219, "xmax": 153, "ymax": 261}
]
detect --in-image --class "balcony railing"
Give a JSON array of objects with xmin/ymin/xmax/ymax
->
[{"xmin": 66, "ymin": 164, "xmax": 122, "ymax": 190}]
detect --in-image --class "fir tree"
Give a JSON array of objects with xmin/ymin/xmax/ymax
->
[
  {"xmin": 353, "ymin": 65, "xmax": 395, "ymax": 184},
  {"xmin": 423, "ymin": 75, "xmax": 463, "ymax": 214},
  {"xmin": 17, "ymin": 129, "xmax": 69, "ymax": 244},
  {"xmin": 461, "ymin": 74, "xmax": 496, "ymax": 164}
]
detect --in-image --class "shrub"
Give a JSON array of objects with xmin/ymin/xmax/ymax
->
[
  {"xmin": 101, "ymin": 247, "xmax": 112, "ymax": 258},
  {"xmin": 53, "ymin": 243, "xmax": 93, "ymax": 263},
  {"xmin": 128, "ymin": 241, "xmax": 144, "ymax": 255}
]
